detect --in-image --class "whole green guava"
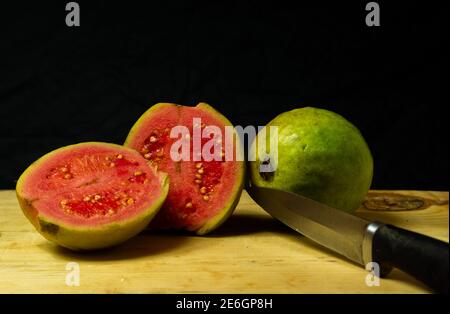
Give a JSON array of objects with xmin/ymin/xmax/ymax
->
[{"xmin": 249, "ymin": 107, "xmax": 373, "ymax": 213}]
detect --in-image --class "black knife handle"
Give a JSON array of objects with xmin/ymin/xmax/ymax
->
[{"xmin": 372, "ymin": 224, "xmax": 449, "ymax": 293}]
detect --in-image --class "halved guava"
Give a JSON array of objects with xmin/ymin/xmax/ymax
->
[
  {"xmin": 125, "ymin": 103, "xmax": 245, "ymax": 234},
  {"xmin": 16, "ymin": 142, "xmax": 169, "ymax": 250}
]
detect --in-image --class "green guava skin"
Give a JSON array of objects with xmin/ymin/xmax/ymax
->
[{"xmin": 249, "ymin": 107, "xmax": 373, "ymax": 213}]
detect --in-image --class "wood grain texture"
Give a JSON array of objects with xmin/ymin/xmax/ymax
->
[{"xmin": 0, "ymin": 189, "xmax": 448, "ymax": 294}]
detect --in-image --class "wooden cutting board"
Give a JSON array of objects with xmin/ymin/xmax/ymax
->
[{"xmin": 0, "ymin": 189, "xmax": 448, "ymax": 293}]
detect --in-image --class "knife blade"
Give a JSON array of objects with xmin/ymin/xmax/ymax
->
[
  {"xmin": 246, "ymin": 184, "xmax": 371, "ymax": 266},
  {"xmin": 246, "ymin": 183, "xmax": 449, "ymax": 293}
]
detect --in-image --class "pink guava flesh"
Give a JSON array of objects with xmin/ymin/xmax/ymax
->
[
  {"xmin": 125, "ymin": 103, "xmax": 244, "ymax": 232},
  {"xmin": 17, "ymin": 143, "xmax": 166, "ymax": 228}
]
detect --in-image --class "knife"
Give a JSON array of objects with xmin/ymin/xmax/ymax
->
[{"xmin": 246, "ymin": 183, "xmax": 449, "ymax": 293}]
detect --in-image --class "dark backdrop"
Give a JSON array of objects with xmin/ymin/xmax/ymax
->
[{"xmin": 0, "ymin": 1, "xmax": 448, "ymax": 190}]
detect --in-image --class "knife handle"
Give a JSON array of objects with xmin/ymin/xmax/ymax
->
[{"xmin": 372, "ymin": 224, "xmax": 449, "ymax": 293}]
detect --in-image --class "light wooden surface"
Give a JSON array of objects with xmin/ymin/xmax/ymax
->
[{"xmin": 0, "ymin": 189, "xmax": 448, "ymax": 293}]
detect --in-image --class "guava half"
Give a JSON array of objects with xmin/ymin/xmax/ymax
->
[
  {"xmin": 125, "ymin": 103, "xmax": 245, "ymax": 234},
  {"xmin": 249, "ymin": 107, "xmax": 373, "ymax": 213},
  {"xmin": 16, "ymin": 142, "xmax": 169, "ymax": 250}
]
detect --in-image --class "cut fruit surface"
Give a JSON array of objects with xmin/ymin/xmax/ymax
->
[
  {"xmin": 16, "ymin": 142, "xmax": 169, "ymax": 250},
  {"xmin": 125, "ymin": 103, "xmax": 245, "ymax": 234}
]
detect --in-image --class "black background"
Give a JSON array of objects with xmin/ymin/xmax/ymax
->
[{"xmin": 0, "ymin": 1, "xmax": 448, "ymax": 190}]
